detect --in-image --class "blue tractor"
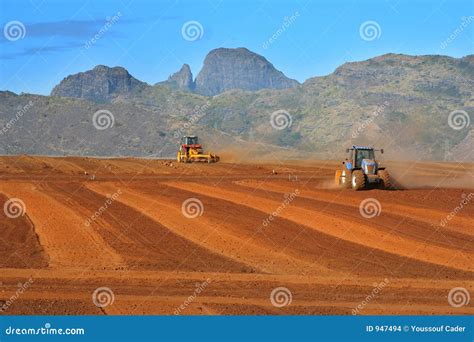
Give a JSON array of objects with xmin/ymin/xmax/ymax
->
[{"xmin": 335, "ymin": 146, "xmax": 391, "ymax": 190}]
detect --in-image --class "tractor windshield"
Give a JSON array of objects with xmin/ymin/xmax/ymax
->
[
  {"xmin": 355, "ymin": 149, "xmax": 374, "ymax": 167},
  {"xmin": 183, "ymin": 137, "xmax": 198, "ymax": 145}
]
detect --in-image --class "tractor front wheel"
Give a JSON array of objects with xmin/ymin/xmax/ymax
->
[
  {"xmin": 351, "ymin": 170, "xmax": 366, "ymax": 190},
  {"xmin": 378, "ymin": 169, "xmax": 392, "ymax": 190}
]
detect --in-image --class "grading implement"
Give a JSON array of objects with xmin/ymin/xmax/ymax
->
[
  {"xmin": 335, "ymin": 146, "xmax": 391, "ymax": 190},
  {"xmin": 176, "ymin": 136, "xmax": 220, "ymax": 163}
]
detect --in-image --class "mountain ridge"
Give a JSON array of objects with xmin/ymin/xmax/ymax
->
[
  {"xmin": 2, "ymin": 50, "xmax": 472, "ymax": 161},
  {"xmin": 51, "ymin": 47, "xmax": 300, "ymax": 100}
]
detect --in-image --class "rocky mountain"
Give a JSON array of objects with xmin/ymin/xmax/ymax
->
[
  {"xmin": 194, "ymin": 48, "xmax": 299, "ymax": 96},
  {"xmin": 51, "ymin": 48, "xmax": 299, "ymax": 99},
  {"xmin": 51, "ymin": 65, "xmax": 149, "ymax": 102},
  {"xmin": 158, "ymin": 64, "xmax": 195, "ymax": 91},
  {"xmin": 1, "ymin": 51, "xmax": 472, "ymax": 161}
]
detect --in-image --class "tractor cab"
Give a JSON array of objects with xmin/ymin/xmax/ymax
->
[
  {"xmin": 335, "ymin": 146, "xmax": 391, "ymax": 190},
  {"xmin": 181, "ymin": 136, "xmax": 200, "ymax": 147},
  {"xmin": 346, "ymin": 146, "xmax": 380, "ymax": 169}
]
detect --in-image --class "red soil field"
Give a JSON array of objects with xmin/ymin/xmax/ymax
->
[{"xmin": 0, "ymin": 156, "xmax": 472, "ymax": 315}]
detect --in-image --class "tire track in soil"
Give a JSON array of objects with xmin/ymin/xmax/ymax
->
[
  {"xmin": 87, "ymin": 182, "xmax": 333, "ymax": 276},
  {"xmin": 164, "ymin": 181, "xmax": 474, "ymax": 277},
  {"xmin": 0, "ymin": 193, "xmax": 48, "ymax": 269},
  {"xmin": 0, "ymin": 183, "xmax": 122, "ymax": 269},
  {"xmin": 229, "ymin": 180, "xmax": 474, "ymax": 251},
  {"xmin": 46, "ymin": 182, "xmax": 251, "ymax": 273}
]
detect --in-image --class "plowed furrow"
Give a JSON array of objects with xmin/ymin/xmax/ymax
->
[
  {"xmin": 0, "ymin": 192, "xmax": 48, "ymax": 268},
  {"xmin": 46, "ymin": 182, "xmax": 249, "ymax": 273},
  {"xmin": 228, "ymin": 181, "xmax": 474, "ymax": 251},
  {"xmin": 165, "ymin": 181, "xmax": 473, "ymax": 275}
]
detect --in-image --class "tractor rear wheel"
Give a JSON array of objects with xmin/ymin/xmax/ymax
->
[
  {"xmin": 351, "ymin": 170, "xmax": 366, "ymax": 190},
  {"xmin": 378, "ymin": 169, "xmax": 392, "ymax": 190}
]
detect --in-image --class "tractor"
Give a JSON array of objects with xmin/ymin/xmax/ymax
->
[
  {"xmin": 335, "ymin": 146, "xmax": 391, "ymax": 190},
  {"xmin": 176, "ymin": 136, "xmax": 220, "ymax": 163}
]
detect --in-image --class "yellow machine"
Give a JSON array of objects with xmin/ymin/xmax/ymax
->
[{"xmin": 176, "ymin": 136, "xmax": 220, "ymax": 163}]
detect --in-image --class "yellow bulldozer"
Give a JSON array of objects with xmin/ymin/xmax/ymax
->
[{"xmin": 176, "ymin": 136, "xmax": 220, "ymax": 163}]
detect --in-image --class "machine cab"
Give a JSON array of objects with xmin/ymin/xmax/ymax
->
[
  {"xmin": 181, "ymin": 136, "xmax": 199, "ymax": 147},
  {"xmin": 352, "ymin": 148, "xmax": 375, "ymax": 168},
  {"xmin": 345, "ymin": 145, "xmax": 384, "ymax": 175}
]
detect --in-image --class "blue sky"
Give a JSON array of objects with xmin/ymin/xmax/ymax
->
[{"xmin": 0, "ymin": 0, "xmax": 473, "ymax": 95}]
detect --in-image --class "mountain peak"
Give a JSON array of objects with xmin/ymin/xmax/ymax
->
[
  {"xmin": 51, "ymin": 65, "xmax": 147, "ymax": 102},
  {"xmin": 160, "ymin": 64, "xmax": 194, "ymax": 91},
  {"xmin": 194, "ymin": 47, "xmax": 299, "ymax": 96},
  {"xmin": 92, "ymin": 65, "xmax": 129, "ymax": 73}
]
